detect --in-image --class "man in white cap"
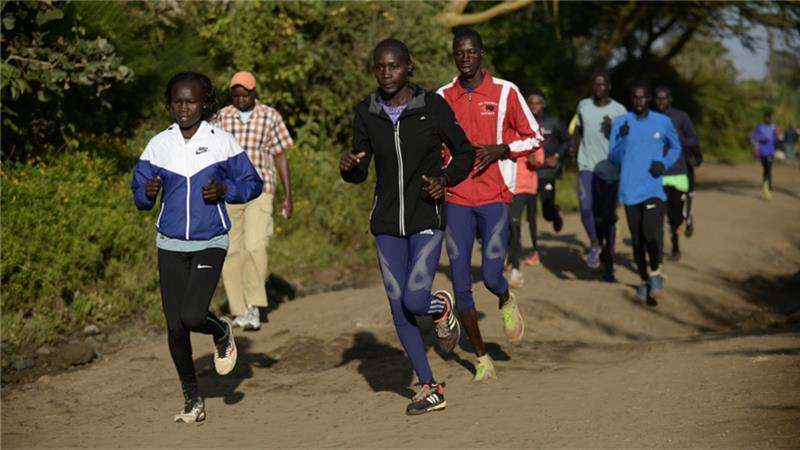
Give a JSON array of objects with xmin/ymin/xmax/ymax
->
[{"xmin": 215, "ymin": 71, "xmax": 293, "ymax": 330}]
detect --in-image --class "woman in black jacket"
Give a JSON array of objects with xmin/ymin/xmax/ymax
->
[{"xmin": 340, "ymin": 39, "xmax": 474, "ymax": 416}]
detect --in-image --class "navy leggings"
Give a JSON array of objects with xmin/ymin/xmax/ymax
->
[
  {"xmin": 445, "ymin": 202, "xmax": 509, "ymax": 313},
  {"xmin": 375, "ymin": 231, "xmax": 446, "ymax": 385},
  {"xmin": 578, "ymin": 171, "xmax": 618, "ymax": 266}
]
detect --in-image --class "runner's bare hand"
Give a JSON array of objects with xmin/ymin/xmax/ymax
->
[
  {"xmin": 474, "ymin": 144, "xmax": 506, "ymax": 171},
  {"xmin": 145, "ymin": 176, "xmax": 161, "ymax": 199},
  {"xmin": 421, "ymin": 175, "xmax": 447, "ymax": 200},
  {"xmin": 202, "ymin": 178, "xmax": 226, "ymax": 202},
  {"xmin": 340, "ymin": 152, "xmax": 366, "ymax": 172}
]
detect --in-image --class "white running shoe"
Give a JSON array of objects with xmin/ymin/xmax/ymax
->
[
  {"xmin": 232, "ymin": 313, "xmax": 247, "ymax": 328},
  {"xmin": 242, "ymin": 305, "xmax": 260, "ymax": 331},
  {"xmin": 509, "ymin": 268, "xmax": 524, "ymax": 288},
  {"xmin": 174, "ymin": 396, "xmax": 205, "ymax": 423},
  {"xmin": 214, "ymin": 317, "xmax": 237, "ymax": 375}
]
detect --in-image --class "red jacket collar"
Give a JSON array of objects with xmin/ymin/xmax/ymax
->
[{"xmin": 451, "ymin": 68, "xmax": 493, "ymax": 98}]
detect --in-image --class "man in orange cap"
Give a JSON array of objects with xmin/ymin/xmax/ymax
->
[{"xmin": 215, "ymin": 71, "xmax": 294, "ymax": 331}]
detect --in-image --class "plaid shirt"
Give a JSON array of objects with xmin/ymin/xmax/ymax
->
[{"xmin": 215, "ymin": 101, "xmax": 293, "ymax": 194}]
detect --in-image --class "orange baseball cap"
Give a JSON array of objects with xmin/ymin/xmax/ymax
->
[{"xmin": 230, "ymin": 71, "xmax": 256, "ymax": 90}]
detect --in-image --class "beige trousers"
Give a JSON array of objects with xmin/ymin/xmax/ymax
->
[{"xmin": 222, "ymin": 192, "xmax": 273, "ymax": 316}]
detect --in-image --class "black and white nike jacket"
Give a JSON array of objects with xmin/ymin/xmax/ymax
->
[{"xmin": 342, "ymin": 84, "xmax": 475, "ymax": 237}]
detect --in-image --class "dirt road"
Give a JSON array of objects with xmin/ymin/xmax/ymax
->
[{"xmin": 3, "ymin": 162, "xmax": 799, "ymax": 448}]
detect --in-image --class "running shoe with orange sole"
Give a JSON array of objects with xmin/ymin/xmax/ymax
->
[
  {"xmin": 523, "ymin": 251, "xmax": 540, "ymax": 266},
  {"xmin": 214, "ymin": 317, "xmax": 237, "ymax": 375}
]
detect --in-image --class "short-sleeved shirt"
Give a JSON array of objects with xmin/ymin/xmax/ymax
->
[
  {"xmin": 215, "ymin": 101, "xmax": 293, "ymax": 194},
  {"xmin": 576, "ymin": 98, "xmax": 627, "ymax": 180}
]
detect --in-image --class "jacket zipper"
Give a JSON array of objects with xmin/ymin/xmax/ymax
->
[
  {"xmin": 369, "ymin": 195, "xmax": 377, "ymax": 222},
  {"xmin": 156, "ymin": 202, "xmax": 165, "ymax": 228},
  {"xmin": 394, "ymin": 121, "xmax": 405, "ymax": 235},
  {"xmin": 216, "ymin": 204, "xmax": 228, "ymax": 230},
  {"xmin": 185, "ymin": 176, "xmax": 191, "ymax": 239}
]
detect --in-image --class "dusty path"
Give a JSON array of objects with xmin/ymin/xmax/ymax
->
[{"xmin": 3, "ymin": 162, "xmax": 799, "ymax": 448}]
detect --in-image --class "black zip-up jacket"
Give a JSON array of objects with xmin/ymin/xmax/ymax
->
[
  {"xmin": 534, "ymin": 114, "xmax": 570, "ymax": 180},
  {"xmin": 342, "ymin": 84, "xmax": 475, "ymax": 237},
  {"xmin": 663, "ymin": 106, "xmax": 702, "ymax": 175}
]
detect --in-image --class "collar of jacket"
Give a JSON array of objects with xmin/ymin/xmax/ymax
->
[
  {"xmin": 367, "ymin": 84, "xmax": 427, "ymax": 118},
  {"xmin": 449, "ymin": 68, "xmax": 494, "ymax": 100},
  {"xmin": 168, "ymin": 120, "xmax": 215, "ymax": 140}
]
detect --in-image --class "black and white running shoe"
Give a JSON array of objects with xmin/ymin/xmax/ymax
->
[
  {"xmin": 174, "ymin": 396, "xmax": 205, "ymax": 423},
  {"xmin": 433, "ymin": 290, "xmax": 460, "ymax": 354},
  {"xmin": 214, "ymin": 317, "xmax": 237, "ymax": 375},
  {"xmin": 406, "ymin": 383, "xmax": 446, "ymax": 416}
]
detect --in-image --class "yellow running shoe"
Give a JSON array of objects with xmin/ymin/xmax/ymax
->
[
  {"xmin": 473, "ymin": 354, "xmax": 497, "ymax": 381},
  {"xmin": 499, "ymin": 291, "xmax": 525, "ymax": 343}
]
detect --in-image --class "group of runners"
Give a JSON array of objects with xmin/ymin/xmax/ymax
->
[{"xmin": 132, "ymin": 28, "xmax": 709, "ymax": 422}]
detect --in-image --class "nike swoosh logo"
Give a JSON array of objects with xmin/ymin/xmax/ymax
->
[
  {"xmin": 197, "ymin": 264, "xmax": 213, "ymax": 269},
  {"xmin": 645, "ymin": 204, "xmax": 656, "ymax": 209}
]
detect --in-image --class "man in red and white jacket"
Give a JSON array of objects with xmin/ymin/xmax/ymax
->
[{"xmin": 438, "ymin": 28, "xmax": 543, "ymax": 381}]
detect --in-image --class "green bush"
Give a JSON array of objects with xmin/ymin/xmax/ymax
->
[
  {"xmin": 1, "ymin": 148, "xmax": 160, "ymax": 348},
  {"xmin": 269, "ymin": 144, "xmax": 376, "ymax": 281},
  {"xmin": 0, "ymin": 134, "xmax": 381, "ymax": 348}
]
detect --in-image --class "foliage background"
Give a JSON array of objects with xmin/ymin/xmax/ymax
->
[{"xmin": 2, "ymin": 0, "xmax": 799, "ymax": 349}]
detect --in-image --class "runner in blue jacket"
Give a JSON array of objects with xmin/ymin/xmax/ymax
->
[
  {"xmin": 609, "ymin": 83, "xmax": 680, "ymax": 306},
  {"xmin": 132, "ymin": 71, "xmax": 263, "ymax": 423}
]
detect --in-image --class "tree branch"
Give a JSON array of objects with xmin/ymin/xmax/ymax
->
[
  {"xmin": 658, "ymin": 25, "xmax": 697, "ymax": 64},
  {"xmin": 552, "ymin": 0, "xmax": 562, "ymax": 41},
  {"xmin": 438, "ymin": 0, "xmax": 534, "ymax": 28},
  {"xmin": 447, "ymin": 0, "xmax": 470, "ymax": 15},
  {"xmin": 592, "ymin": 2, "xmax": 649, "ymax": 67},
  {"xmin": 646, "ymin": 17, "xmax": 679, "ymax": 49}
]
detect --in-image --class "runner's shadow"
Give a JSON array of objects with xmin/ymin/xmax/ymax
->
[
  {"xmin": 695, "ymin": 178, "xmax": 800, "ymax": 200},
  {"xmin": 196, "ymin": 336, "xmax": 278, "ymax": 405},
  {"xmin": 264, "ymin": 273, "xmax": 297, "ymax": 318},
  {"xmin": 217, "ymin": 273, "xmax": 296, "ymax": 323},
  {"xmin": 338, "ymin": 332, "xmax": 415, "ymax": 399},
  {"xmin": 536, "ymin": 231, "xmax": 638, "ymax": 281},
  {"xmin": 622, "ymin": 285, "xmax": 715, "ymax": 332},
  {"xmin": 536, "ymin": 232, "xmax": 602, "ymax": 281}
]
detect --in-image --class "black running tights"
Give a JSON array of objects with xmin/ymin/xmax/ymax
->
[
  {"xmin": 760, "ymin": 156, "xmax": 773, "ymax": 189},
  {"xmin": 664, "ymin": 186, "xmax": 686, "ymax": 253},
  {"xmin": 624, "ymin": 199, "xmax": 665, "ymax": 281},
  {"xmin": 509, "ymin": 193, "xmax": 537, "ymax": 268},
  {"xmin": 158, "ymin": 247, "xmax": 228, "ymax": 401},
  {"xmin": 538, "ymin": 177, "xmax": 560, "ymax": 222}
]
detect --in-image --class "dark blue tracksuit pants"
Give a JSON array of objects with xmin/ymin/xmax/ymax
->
[
  {"xmin": 444, "ymin": 202, "xmax": 509, "ymax": 313},
  {"xmin": 375, "ymin": 231, "xmax": 446, "ymax": 385},
  {"xmin": 578, "ymin": 170, "xmax": 618, "ymax": 271}
]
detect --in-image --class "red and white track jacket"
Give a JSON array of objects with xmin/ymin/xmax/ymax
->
[{"xmin": 437, "ymin": 69, "xmax": 542, "ymax": 207}]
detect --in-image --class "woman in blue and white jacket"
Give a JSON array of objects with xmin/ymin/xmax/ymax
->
[{"xmin": 131, "ymin": 71, "xmax": 263, "ymax": 424}]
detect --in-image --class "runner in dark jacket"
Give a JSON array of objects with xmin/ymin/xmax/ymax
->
[
  {"xmin": 340, "ymin": 39, "xmax": 474, "ymax": 416},
  {"xmin": 653, "ymin": 85, "xmax": 701, "ymax": 259},
  {"xmin": 529, "ymin": 90, "xmax": 569, "ymax": 234}
]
